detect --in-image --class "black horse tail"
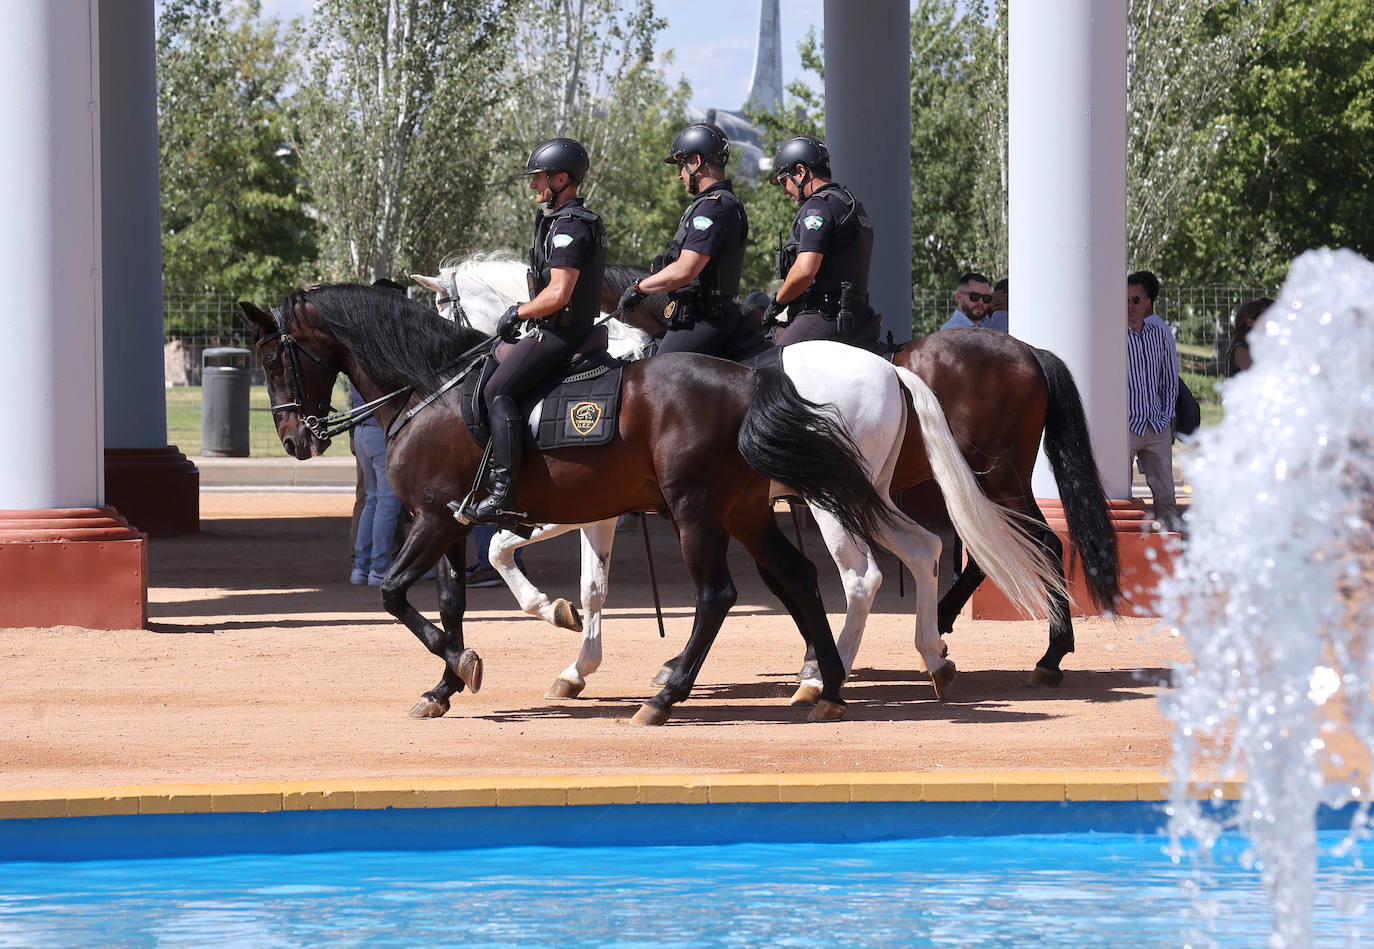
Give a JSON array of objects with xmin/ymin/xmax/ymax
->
[
  {"xmin": 738, "ymin": 366, "xmax": 895, "ymax": 544},
  {"xmin": 1031, "ymin": 346, "xmax": 1121, "ymax": 612}
]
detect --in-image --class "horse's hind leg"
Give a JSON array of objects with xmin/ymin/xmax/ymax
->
[
  {"xmin": 381, "ymin": 514, "xmax": 480, "ymax": 718},
  {"xmin": 632, "ymin": 521, "xmax": 734, "ymax": 726},
  {"xmin": 731, "ymin": 508, "xmax": 847, "ymax": 722},
  {"xmin": 547, "ymin": 517, "xmax": 618, "ymax": 699},
  {"xmin": 1027, "ymin": 510, "xmax": 1073, "ymax": 687},
  {"xmin": 936, "ymin": 553, "xmax": 984, "ymax": 636},
  {"xmin": 792, "ymin": 507, "xmax": 883, "ymax": 706}
]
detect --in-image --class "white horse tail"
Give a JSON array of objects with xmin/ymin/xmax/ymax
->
[{"xmin": 892, "ymin": 365, "xmax": 1066, "ymax": 621}]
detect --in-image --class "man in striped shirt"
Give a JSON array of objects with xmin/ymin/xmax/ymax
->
[{"xmin": 1127, "ymin": 270, "xmax": 1182, "ymax": 533}]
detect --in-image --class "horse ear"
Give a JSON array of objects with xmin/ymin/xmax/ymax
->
[
  {"xmin": 410, "ymin": 273, "xmax": 443, "ymax": 294},
  {"xmin": 238, "ymin": 301, "xmax": 276, "ymax": 334}
]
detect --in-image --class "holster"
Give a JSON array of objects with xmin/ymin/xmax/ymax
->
[
  {"xmin": 836, "ymin": 281, "xmax": 872, "ymax": 337},
  {"xmin": 664, "ymin": 290, "xmax": 699, "ymax": 330},
  {"xmin": 526, "ymin": 267, "xmax": 540, "ymax": 300}
]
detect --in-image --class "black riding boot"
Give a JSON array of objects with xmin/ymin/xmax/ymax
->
[{"xmin": 465, "ymin": 394, "xmax": 523, "ymax": 525}]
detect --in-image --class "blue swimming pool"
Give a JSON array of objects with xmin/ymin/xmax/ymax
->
[{"xmin": 0, "ymin": 803, "xmax": 1368, "ymax": 947}]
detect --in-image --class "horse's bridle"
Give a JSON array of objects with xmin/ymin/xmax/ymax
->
[
  {"xmin": 262, "ymin": 301, "xmax": 411, "ymax": 444},
  {"xmin": 435, "ymin": 271, "xmax": 473, "ymax": 329}
]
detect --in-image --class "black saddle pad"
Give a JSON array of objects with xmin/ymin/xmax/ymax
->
[{"xmin": 461, "ymin": 354, "xmax": 625, "ymax": 451}]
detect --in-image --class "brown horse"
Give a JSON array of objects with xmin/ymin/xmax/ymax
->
[
  {"xmin": 894, "ymin": 328, "xmax": 1119, "ymax": 684},
  {"xmin": 237, "ymin": 284, "xmax": 900, "ymax": 724}
]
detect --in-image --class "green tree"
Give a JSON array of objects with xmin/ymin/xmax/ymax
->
[
  {"xmin": 908, "ymin": 0, "xmax": 1006, "ymax": 291},
  {"xmin": 475, "ymin": 0, "xmax": 690, "ymax": 270},
  {"xmin": 1159, "ymin": 0, "xmax": 1374, "ymax": 284},
  {"xmin": 295, "ymin": 0, "xmax": 514, "ymax": 283},
  {"xmin": 156, "ymin": 0, "xmax": 318, "ymax": 303}
]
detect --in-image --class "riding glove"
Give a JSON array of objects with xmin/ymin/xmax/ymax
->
[
  {"xmin": 763, "ymin": 295, "xmax": 787, "ymax": 327},
  {"xmin": 617, "ymin": 283, "xmax": 646, "ymax": 315},
  {"xmin": 496, "ymin": 304, "xmax": 522, "ymax": 343}
]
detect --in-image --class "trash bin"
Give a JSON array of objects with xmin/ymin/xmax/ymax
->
[{"xmin": 201, "ymin": 347, "xmax": 251, "ymax": 456}]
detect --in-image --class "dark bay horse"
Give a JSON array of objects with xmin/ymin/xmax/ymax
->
[{"xmin": 237, "ymin": 284, "xmax": 898, "ymax": 724}]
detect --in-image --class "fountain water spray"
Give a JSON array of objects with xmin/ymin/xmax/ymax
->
[{"xmin": 1161, "ymin": 248, "xmax": 1374, "ymax": 947}]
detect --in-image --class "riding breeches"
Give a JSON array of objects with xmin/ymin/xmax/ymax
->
[{"xmin": 484, "ymin": 321, "xmax": 593, "ymax": 412}]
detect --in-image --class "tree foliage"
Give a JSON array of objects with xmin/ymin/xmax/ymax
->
[
  {"xmin": 294, "ymin": 0, "xmax": 514, "ymax": 282},
  {"xmin": 474, "ymin": 0, "xmax": 690, "ymax": 271},
  {"xmin": 156, "ymin": 0, "xmax": 318, "ymax": 302}
]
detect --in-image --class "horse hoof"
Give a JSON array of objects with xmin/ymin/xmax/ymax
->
[
  {"xmin": 790, "ymin": 683, "xmax": 822, "ymax": 706},
  {"xmin": 409, "ymin": 696, "xmax": 449, "ymax": 718},
  {"xmin": 807, "ymin": 699, "xmax": 847, "ymax": 722},
  {"xmin": 457, "ymin": 649, "xmax": 484, "ymax": 694},
  {"xmin": 1028, "ymin": 666, "xmax": 1064, "ymax": 688},
  {"xmin": 545, "ymin": 678, "xmax": 584, "ymax": 700},
  {"xmin": 631, "ymin": 703, "xmax": 671, "ymax": 726},
  {"xmin": 552, "ymin": 598, "xmax": 583, "ymax": 632},
  {"xmin": 931, "ymin": 660, "xmax": 958, "ymax": 701},
  {"xmin": 650, "ymin": 665, "xmax": 674, "ymax": 687}
]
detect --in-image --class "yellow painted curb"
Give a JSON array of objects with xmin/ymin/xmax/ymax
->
[{"xmin": 0, "ymin": 771, "xmax": 1218, "ymax": 820}]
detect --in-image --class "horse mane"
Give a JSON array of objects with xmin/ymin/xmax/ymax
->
[
  {"xmin": 285, "ymin": 284, "xmax": 488, "ymax": 395},
  {"xmin": 604, "ymin": 263, "xmax": 649, "ymax": 295},
  {"xmin": 441, "ymin": 251, "xmax": 528, "ymax": 306}
]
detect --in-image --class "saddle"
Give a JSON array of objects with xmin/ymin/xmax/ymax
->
[{"xmin": 460, "ymin": 323, "xmax": 625, "ymax": 450}]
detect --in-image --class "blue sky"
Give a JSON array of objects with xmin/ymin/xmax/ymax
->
[{"xmin": 255, "ymin": 0, "xmax": 827, "ymax": 110}]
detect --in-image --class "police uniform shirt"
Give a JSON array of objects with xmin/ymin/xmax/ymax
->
[
  {"xmin": 791, "ymin": 184, "xmax": 852, "ymax": 255},
  {"xmin": 679, "ymin": 181, "xmax": 744, "ymax": 259},
  {"xmin": 541, "ymin": 201, "xmax": 595, "ymax": 271}
]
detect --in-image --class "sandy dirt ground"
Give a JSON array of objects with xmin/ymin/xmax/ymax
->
[{"xmin": 0, "ymin": 493, "xmax": 1187, "ymax": 790}]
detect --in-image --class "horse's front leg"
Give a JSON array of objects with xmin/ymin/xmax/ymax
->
[
  {"xmin": 547, "ymin": 517, "xmax": 618, "ymax": 699},
  {"xmin": 489, "ymin": 522, "xmax": 586, "ymax": 630},
  {"xmin": 379, "ymin": 514, "xmax": 480, "ymax": 718}
]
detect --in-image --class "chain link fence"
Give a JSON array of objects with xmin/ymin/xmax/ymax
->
[{"xmin": 164, "ymin": 285, "xmax": 1273, "ymax": 452}]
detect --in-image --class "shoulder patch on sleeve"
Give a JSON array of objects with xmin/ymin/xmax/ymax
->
[
  {"xmin": 551, "ymin": 233, "xmax": 574, "ymax": 248},
  {"xmin": 692, "ymin": 215, "xmax": 714, "ymax": 231},
  {"xmin": 803, "ymin": 214, "xmax": 825, "ymax": 230}
]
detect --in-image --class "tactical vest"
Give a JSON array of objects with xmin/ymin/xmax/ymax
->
[
  {"xmin": 529, "ymin": 201, "xmax": 608, "ymax": 327},
  {"xmin": 657, "ymin": 184, "xmax": 747, "ymax": 300},
  {"xmin": 781, "ymin": 184, "xmax": 873, "ymax": 314}
]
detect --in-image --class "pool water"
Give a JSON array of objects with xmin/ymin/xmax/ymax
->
[{"xmin": 1, "ymin": 831, "xmax": 1369, "ymax": 948}]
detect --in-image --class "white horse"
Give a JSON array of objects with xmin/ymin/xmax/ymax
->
[{"xmin": 411, "ymin": 256, "xmax": 1064, "ymax": 703}]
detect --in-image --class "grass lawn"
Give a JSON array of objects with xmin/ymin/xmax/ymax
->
[{"xmin": 165, "ymin": 379, "xmax": 351, "ymax": 457}]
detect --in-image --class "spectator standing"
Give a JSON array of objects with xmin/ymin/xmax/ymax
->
[
  {"xmin": 350, "ymin": 383, "xmax": 402, "ymax": 585},
  {"xmin": 940, "ymin": 273, "xmax": 1007, "ymax": 332},
  {"xmin": 1126, "ymin": 270, "xmax": 1182, "ymax": 533},
  {"xmin": 1226, "ymin": 297, "xmax": 1273, "ymax": 377},
  {"xmin": 987, "ymin": 278, "xmax": 1010, "ymax": 334}
]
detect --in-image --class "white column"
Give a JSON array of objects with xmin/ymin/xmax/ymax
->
[
  {"xmin": 823, "ymin": 0, "xmax": 913, "ymax": 344},
  {"xmin": 101, "ymin": 0, "xmax": 167, "ymax": 449},
  {"xmin": 1009, "ymin": 0, "xmax": 1129, "ymax": 498},
  {"xmin": 0, "ymin": 1, "xmax": 104, "ymax": 509}
]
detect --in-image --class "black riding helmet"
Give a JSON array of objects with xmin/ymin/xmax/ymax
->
[
  {"xmin": 525, "ymin": 137, "xmax": 589, "ymax": 207},
  {"xmin": 664, "ymin": 123, "xmax": 730, "ymax": 195},
  {"xmin": 769, "ymin": 135, "xmax": 831, "ymax": 185},
  {"xmin": 525, "ymin": 137, "xmax": 590, "ymax": 181}
]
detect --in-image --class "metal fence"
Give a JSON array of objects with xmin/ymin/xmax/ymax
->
[{"xmin": 164, "ymin": 285, "xmax": 1274, "ymax": 387}]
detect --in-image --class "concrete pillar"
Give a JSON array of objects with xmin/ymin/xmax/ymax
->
[
  {"xmin": 100, "ymin": 0, "xmax": 199, "ymax": 536},
  {"xmin": 1008, "ymin": 0, "xmax": 1129, "ymax": 498},
  {"xmin": 823, "ymin": 0, "xmax": 912, "ymax": 344},
  {"xmin": 0, "ymin": 1, "xmax": 147, "ymax": 629}
]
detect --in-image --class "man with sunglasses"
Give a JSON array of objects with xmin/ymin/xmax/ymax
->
[
  {"xmin": 940, "ymin": 272, "xmax": 1007, "ymax": 332},
  {"xmin": 1126, "ymin": 269, "xmax": 1183, "ymax": 533},
  {"xmin": 764, "ymin": 135, "xmax": 878, "ymax": 347}
]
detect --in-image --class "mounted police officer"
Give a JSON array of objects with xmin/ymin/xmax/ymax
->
[
  {"xmin": 766, "ymin": 136, "xmax": 879, "ymax": 348},
  {"xmin": 454, "ymin": 137, "xmax": 607, "ymax": 527},
  {"xmin": 615, "ymin": 123, "xmax": 766, "ymax": 360}
]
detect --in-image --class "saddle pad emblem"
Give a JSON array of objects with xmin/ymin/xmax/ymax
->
[{"xmin": 569, "ymin": 400, "xmax": 603, "ymax": 435}]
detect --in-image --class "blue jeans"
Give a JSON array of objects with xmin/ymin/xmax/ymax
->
[{"xmin": 354, "ymin": 424, "xmax": 401, "ymax": 577}]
